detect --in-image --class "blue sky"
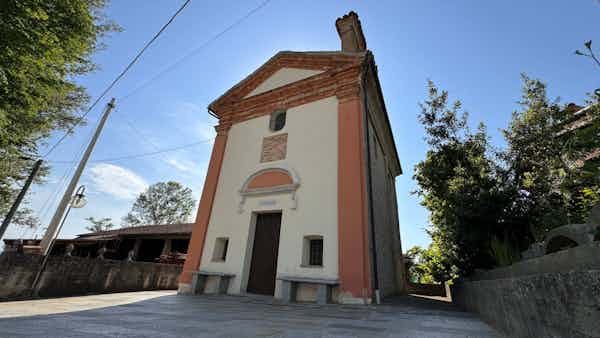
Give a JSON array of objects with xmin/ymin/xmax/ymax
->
[{"xmin": 6, "ymin": 0, "xmax": 599, "ymax": 251}]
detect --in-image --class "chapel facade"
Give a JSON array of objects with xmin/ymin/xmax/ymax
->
[{"xmin": 179, "ymin": 12, "xmax": 406, "ymax": 304}]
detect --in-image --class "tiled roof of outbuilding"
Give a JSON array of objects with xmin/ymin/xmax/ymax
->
[{"xmin": 76, "ymin": 223, "xmax": 194, "ymax": 240}]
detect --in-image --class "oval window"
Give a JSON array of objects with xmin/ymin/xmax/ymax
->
[{"xmin": 270, "ymin": 110, "xmax": 286, "ymax": 132}]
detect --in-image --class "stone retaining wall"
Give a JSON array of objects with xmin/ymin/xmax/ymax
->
[
  {"xmin": 451, "ymin": 244, "xmax": 600, "ymax": 338},
  {"xmin": 0, "ymin": 252, "xmax": 181, "ymax": 301}
]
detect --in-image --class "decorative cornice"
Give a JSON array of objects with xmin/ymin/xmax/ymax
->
[
  {"xmin": 336, "ymin": 82, "xmax": 362, "ymax": 101},
  {"xmin": 208, "ymin": 52, "xmax": 366, "ymax": 126},
  {"xmin": 209, "ymin": 52, "xmax": 365, "ymax": 111},
  {"xmin": 217, "ymin": 65, "xmax": 362, "ymax": 125},
  {"xmin": 241, "ymin": 183, "xmax": 300, "ymax": 198}
]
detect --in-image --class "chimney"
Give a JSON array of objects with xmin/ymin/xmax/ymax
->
[{"xmin": 335, "ymin": 11, "xmax": 367, "ymax": 52}]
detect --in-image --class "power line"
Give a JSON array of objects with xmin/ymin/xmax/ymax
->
[
  {"xmin": 120, "ymin": 114, "xmax": 187, "ymax": 169},
  {"xmin": 48, "ymin": 139, "xmax": 214, "ymax": 164},
  {"xmin": 112, "ymin": 104, "xmax": 201, "ymax": 167},
  {"xmin": 120, "ymin": 0, "xmax": 272, "ymax": 101},
  {"xmin": 122, "ymin": 116, "xmax": 172, "ymax": 162},
  {"xmin": 30, "ymin": 172, "xmax": 70, "ymax": 239},
  {"xmin": 42, "ymin": 0, "xmax": 271, "ymax": 157},
  {"xmin": 41, "ymin": 0, "xmax": 192, "ymax": 158}
]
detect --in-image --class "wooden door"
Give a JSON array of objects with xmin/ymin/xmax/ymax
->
[{"xmin": 246, "ymin": 213, "xmax": 282, "ymax": 295}]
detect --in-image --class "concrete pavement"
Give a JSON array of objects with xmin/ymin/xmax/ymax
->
[
  {"xmin": 0, "ymin": 291, "xmax": 176, "ymax": 319},
  {"xmin": 0, "ymin": 292, "xmax": 500, "ymax": 337}
]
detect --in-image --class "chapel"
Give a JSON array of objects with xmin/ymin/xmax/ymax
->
[{"xmin": 179, "ymin": 12, "xmax": 406, "ymax": 304}]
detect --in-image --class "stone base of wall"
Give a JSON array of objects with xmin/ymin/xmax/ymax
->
[
  {"xmin": 451, "ymin": 244, "xmax": 600, "ymax": 338},
  {"xmin": 0, "ymin": 252, "xmax": 182, "ymax": 301}
]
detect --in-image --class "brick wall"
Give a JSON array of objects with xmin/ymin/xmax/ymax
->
[{"xmin": 0, "ymin": 252, "xmax": 181, "ymax": 301}]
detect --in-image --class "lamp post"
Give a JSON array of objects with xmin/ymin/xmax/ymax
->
[
  {"xmin": 40, "ymin": 98, "xmax": 115, "ymax": 255},
  {"xmin": 30, "ymin": 185, "xmax": 87, "ymax": 295},
  {"xmin": 45, "ymin": 185, "xmax": 87, "ymax": 254}
]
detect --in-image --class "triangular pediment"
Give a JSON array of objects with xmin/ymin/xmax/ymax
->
[
  {"xmin": 208, "ymin": 51, "xmax": 366, "ymax": 114},
  {"xmin": 245, "ymin": 68, "xmax": 324, "ymax": 98}
]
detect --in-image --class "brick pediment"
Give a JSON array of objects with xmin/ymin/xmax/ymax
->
[{"xmin": 209, "ymin": 51, "xmax": 367, "ymax": 126}]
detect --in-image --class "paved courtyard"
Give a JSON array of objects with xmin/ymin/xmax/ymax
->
[{"xmin": 0, "ymin": 291, "xmax": 500, "ymax": 337}]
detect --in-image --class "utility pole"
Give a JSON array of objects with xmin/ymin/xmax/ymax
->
[
  {"xmin": 39, "ymin": 98, "xmax": 116, "ymax": 255},
  {"xmin": 0, "ymin": 159, "xmax": 43, "ymax": 241}
]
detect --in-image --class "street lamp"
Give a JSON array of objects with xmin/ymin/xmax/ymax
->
[
  {"xmin": 43, "ymin": 185, "xmax": 87, "ymax": 256},
  {"xmin": 70, "ymin": 186, "xmax": 87, "ymax": 209}
]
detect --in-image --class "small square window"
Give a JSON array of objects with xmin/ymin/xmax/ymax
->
[
  {"xmin": 302, "ymin": 235, "xmax": 323, "ymax": 267},
  {"xmin": 212, "ymin": 237, "xmax": 229, "ymax": 262}
]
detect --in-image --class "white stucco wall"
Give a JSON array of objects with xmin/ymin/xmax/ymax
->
[
  {"xmin": 199, "ymin": 96, "xmax": 339, "ymax": 297},
  {"xmin": 245, "ymin": 68, "xmax": 323, "ymax": 98}
]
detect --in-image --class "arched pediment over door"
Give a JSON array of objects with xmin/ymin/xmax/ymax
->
[{"xmin": 238, "ymin": 164, "xmax": 300, "ymax": 213}]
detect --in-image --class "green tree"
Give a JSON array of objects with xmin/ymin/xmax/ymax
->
[
  {"xmin": 405, "ymin": 243, "xmax": 457, "ymax": 284},
  {"xmin": 404, "ymin": 246, "xmax": 427, "ymax": 283},
  {"xmin": 414, "ymin": 77, "xmax": 599, "ymax": 279},
  {"xmin": 84, "ymin": 216, "xmax": 114, "ymax": 232},
  {"xmin": 123, "ymin": 182, "xmax": 196, "ymax": 227},
  {"xmin": 0, "ymin": 1, "xmax": 118, "ymax": 220},
  {"xmin": 414, "ymin": 80, "xmax": 508, "ymax": 275},
  {"xmin": 502, "ymin": 75, "xmax": 599, "ymax": 239},
  {"xmin": 501, "ymin": 75, "xmax": 571, "ymax": 239}
]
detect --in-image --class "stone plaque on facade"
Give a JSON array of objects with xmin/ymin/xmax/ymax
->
[{"xmin": 261, "ymin": 133, "xmax": 287, "ymax": 162}]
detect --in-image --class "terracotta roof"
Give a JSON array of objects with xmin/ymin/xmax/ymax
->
[{"xmin": 76, "ymin": 223, "xmax": 194, "ymax": 240}]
